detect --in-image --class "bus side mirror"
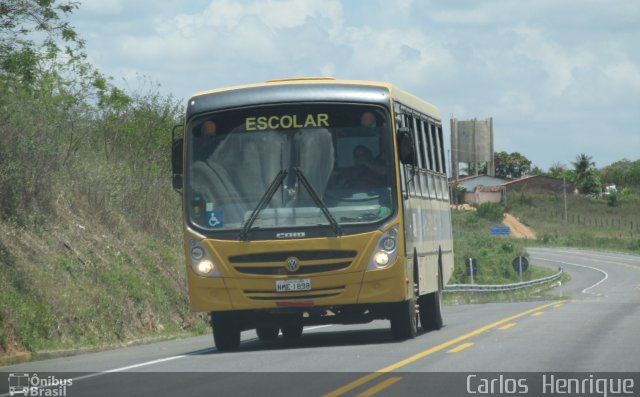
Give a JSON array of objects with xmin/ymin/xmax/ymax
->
[
  {"xmin": 172, "ymin": 174, "xmax": 183, "ymax": 190},
  {"xmin": 172, "ymin": 136, "xmax": 183, "ymax": 190},
  {"xmin": 397, "ymin": 128, "xmax": 415, "ymax": 165},
  {"xmin": 172, "ymin": 138, "xmax": 183, "ymax": 175}
]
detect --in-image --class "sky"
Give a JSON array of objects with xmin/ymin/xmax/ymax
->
[{"xmin": 71, "ymin": 0, "xmax": 640, "ymax": 171}]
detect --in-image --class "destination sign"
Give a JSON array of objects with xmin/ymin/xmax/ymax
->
[{"xmin": 245, "ymin": 113, "xmax": 329, "ymax": 131}]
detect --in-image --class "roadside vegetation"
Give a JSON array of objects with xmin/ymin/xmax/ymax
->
[
  {"xmin": 0, "ymin": 1, "xmax": 208, "ymax": 358},
  {"xmin": 449, "ymin": 204, "xmax": 555, "ymax": 286}
]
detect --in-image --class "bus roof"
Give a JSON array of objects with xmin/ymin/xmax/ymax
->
[{"xmin": 189, "ymin": 78, "xmax": 440, "ymax": 120}]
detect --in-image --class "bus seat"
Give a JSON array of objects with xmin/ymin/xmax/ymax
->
[{"xmin": 295, "ymin": 128, "xmax": 334, "ymax": 198}]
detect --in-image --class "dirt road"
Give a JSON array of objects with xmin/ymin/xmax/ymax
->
[{"xmin": 503, "ymin": 213, "xmax": 537, "ymax": 239}]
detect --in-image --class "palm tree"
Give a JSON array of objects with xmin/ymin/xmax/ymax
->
[
  {"xmin": 572, "ymin": 153, "xmax": 594, "ymax": 176},
  {"xmin": 571, "ymin": 154, "xmax": 599, "ymax": 194}
]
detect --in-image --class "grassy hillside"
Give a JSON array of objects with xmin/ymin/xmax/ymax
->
[
  {"xmin": 505, "ymin": 191, "xmax": 640, "ymax": 253},
  {"xmin": 0, "ymin": 75, "xmax": 210, "ymax": 358},
  {"xmin": 449, "ymin": 208, "xmax": 555, "ymax": 286},
  {"xmin": 0, "ymin": 204, "xmax": 208, "ymax": 355}
]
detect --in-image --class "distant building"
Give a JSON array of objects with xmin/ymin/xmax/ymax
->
[
  {"xmin": 502, "ymin": 175, "xmax": 573, "ymax": 194},
  {"xmin": 449, "ymin": 175, "xmax": 507, "ymax": 205},
  {"xmin": 450, "ymin": 174, "xmax": 572, "ymax": 205},
  {"xmin": 450, "ymin": 175, "xmax": 507, "ymax": 191}
]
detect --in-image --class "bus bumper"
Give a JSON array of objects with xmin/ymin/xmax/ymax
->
[{"xmin": 188, "ymin": 264, "xmax": 406, "ymax": 312}]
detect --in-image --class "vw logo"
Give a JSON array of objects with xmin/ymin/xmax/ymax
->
[{"xmin": 285, "ymin": 257, "xmax": 300, "ymax": 272}]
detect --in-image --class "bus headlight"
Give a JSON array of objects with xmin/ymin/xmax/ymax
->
[
  {"xmin": 382, "ymin": 237, "xmax": 396, "ymax": 251},
  {"xmin": 196, "ymin": 259, "xmax": 215, "ymax": 274},
  {"xmin": 373, "ymin": 251, "xmax": 390, "ymax": 266},
  {"xmin": 368, "ymin": 226, "xmax": 399, "ymax": 270},
  {"xmin": 189, "ymin": 239, "xmax": 221, "ymax": 277},
  {"xmin": 191, "ymin": 246, "xmax": 205, "ymax": 261}
]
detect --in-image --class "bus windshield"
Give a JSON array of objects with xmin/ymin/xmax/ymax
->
[{"xmin": 186, "ymin": 103, "xmax": 396, "ymax": 232}]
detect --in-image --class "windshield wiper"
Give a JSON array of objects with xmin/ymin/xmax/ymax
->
[
  {"xmin": 238, "ymin": 169, "xmax": 288, "ymax": 241},
  {"xmin": 294, "ymin": 167, "xmax": 342, "ymax": 236}
]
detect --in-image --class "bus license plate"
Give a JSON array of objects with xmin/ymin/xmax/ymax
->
[{"xmin": 276, "ymin": 279, "xmax": 311, "ymax": 292}]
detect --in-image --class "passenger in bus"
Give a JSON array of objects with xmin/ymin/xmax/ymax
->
[
  {"xmin": 360, "ymin": 111, "xmax": 377, "ymax": 128},
  {"xmin": 340, "ymin": 145, "xmax": 386, "ymax": 189},
  {"xmin": 193, "ymin": 120, "xmax": 219, "ymax": 161}
]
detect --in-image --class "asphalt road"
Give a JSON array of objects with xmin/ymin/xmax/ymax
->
[{"xmin": 2, "ymin": 247, "xmax": 639, "ymax": 396}]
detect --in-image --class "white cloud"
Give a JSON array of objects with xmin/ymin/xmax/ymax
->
[
  {"xmin": 70, "ymin": 0, "xmax": 640, "ymax": 169},
  {"xmin": 78, "ymin": 0, "xmax": 125, "ymax": 14},
  {"xmin": 507, "ymin": 25, "xmax": 594, "ymax": 96},
  {"xmin": 429, "ymin": 9, "xmax": 491, "ymax": 25},
  {"xmin": 254, "ymin": 0, "xmax": 342, "ymax": 31},
  {"xmin": 114, "ymin": 0, "xmax": 453, "ymax": 91},
  {"xmin": 120, "ymin": 0, "xmax": 345, "ymax": 67},
  {"xmin": 203, "ymin": 0, "xmax": 245, "ymax": 29},
  {"xmin": 498, "ymin": 91, "xmax": 535, "ymax": 116},
  {"xmin": 604, "ymin": 61, "xmax": 640, "ymax": 92},
  {"xmin": 334, "ymin": 25, "xmax": 454, "ymax": 89}
]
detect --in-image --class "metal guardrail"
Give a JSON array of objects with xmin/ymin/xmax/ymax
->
[{"xmin": 444, "ymin": 267, "xmax": 563, "ymax": 293}]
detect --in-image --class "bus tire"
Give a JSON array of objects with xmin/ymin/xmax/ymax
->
[
  {"xmin": 390, "ymin": 298, "xmax": 417, "ymax": 340},
  {"xmin": 256, "ymin": 325, "xmax": 279, "ymax": 341},
  {"xmin": 420, "ymin": 250, "xmax": 444, "ymax": 331},
  {"xmin": 419, "ymin": 291, "xmax": 442, "ymax": 331},
  {"xmin": 211, "ymin": 312, "xmax": 241, "ymax": 351},
  {"xmin": 281, "ymin": 323, "xmax": 303, "ymax": 340},
  {"xmin": 281, "ymin": 315, "xmax": 304, "ymax": 340}
]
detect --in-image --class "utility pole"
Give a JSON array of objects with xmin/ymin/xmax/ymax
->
[{"xmin": 563, "ymin": 177, "xmax": 568, "ymax": 222}]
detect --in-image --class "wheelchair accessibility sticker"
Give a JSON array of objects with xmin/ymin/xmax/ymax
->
[{"xmin": 206, "ymin": 209, "xmax": 224, "ymax": 228}]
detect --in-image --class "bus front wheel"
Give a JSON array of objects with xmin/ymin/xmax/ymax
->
[
  {"xmin": 256, "ymin": 325, "xmax": 279, "ymax": 341},
  {"xmin": 390, "ymin": 298, "xmax": 418, "ymax": 340},
  {"xmin": 211, "ymin": 312, "xmax": 241, "ymax": 351},
  {"xmin": 281, "ymin": 314, "xmax": 304, "ymax": 340}
]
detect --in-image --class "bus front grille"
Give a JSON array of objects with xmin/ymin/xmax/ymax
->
[
  {"xmin": 228, "ymin": 250, "xmax": 357, "ymax": 263},
  {"xmin": 228, "ymin": 250, "xmax": 357, "ymax": 276},
  {"xmin": 234, "ymin": 261, "xmax": 350, "ymax": 275}
]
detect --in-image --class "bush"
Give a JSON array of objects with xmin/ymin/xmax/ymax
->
[{"xmin": 476, "ymin": 202, "xmax": 505, "ymax": 222}]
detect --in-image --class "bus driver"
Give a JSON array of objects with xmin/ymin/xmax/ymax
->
[{"xmin": 341, "ymin": 145, "xmax": 385, "ymax": 189}]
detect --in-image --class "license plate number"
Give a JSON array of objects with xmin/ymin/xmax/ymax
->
[{"xmin": 276, "ymin": 279, "xmax": 311, "ymax": 292}]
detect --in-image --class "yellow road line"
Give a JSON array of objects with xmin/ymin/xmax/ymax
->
[
  {"xmin": 448, "ymin": 342, "xmax": 474, "ymax": 353},
  {"xmin": 356, "ymin": 377, "xmax": 402, "ymax": 397},
  {"xmin": 498, "ymin": 323, "xmax": 516, "ymax": 330},
  {"xmin": 553, "ymin": 303, "xmax": 564, "ymax": 308},
  {"xmin": 323, "ymin": 301, "xmax": 561, "ymax": 397},
  {"xmin": 531, "ymin": 311, "xmax": 544, "ymax": 317}
]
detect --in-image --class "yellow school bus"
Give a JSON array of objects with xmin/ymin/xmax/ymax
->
[{"xmin": 171, "ymin": 78, "xmax": 454, "ymax": 351}]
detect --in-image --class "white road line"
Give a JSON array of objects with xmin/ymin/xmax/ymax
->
[
  {"xmin": 530, "ymin": 248, "xmax": 640, "ymax": 264},
  {"xmin": 77, "ymin": 326, "xmax": 332, "ymax": 380},
  {"xmin": 0, "ymin": 324, "xmax": 339, "ymax": 397},
  {"xmin": 104, "ymin": 354, "xmax": 187, "ymax": 372},
  {"xmin": 100, "ymin": 325, "xmax": 331, "ymax": 373},
  {"xmin": 532, "ymin": 257, "xmax": 608, "ymax": 294},
  {"xmin": 305, "ymin": 325, "xmax": 333, "ymax": 331}
]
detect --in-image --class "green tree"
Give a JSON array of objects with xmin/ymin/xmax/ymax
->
[
  {"xmin": 494, "ymin": 151, "xmax": 532, "ymax": 179},
  {"xmin": 600, "ymin": 159, "xmax": 640, "ymax": 188},
  {"xmin": 1, "ymin": 0, "xmax": 83, "ymax": 83},
  {"xmin": 571, "ymin": 153, "xmax": 600, "ymax": 194}
]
